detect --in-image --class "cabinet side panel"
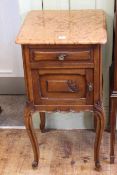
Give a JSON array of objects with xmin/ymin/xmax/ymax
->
[
  {"xmin": 22, "ymin": 45, "xmax": 34, "ymax": 101},
  {"xmin": 93, "ymin": 45, "xmax": 102, "ymax": 103}
]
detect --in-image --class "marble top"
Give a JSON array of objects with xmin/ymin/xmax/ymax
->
[{"xmin": 16, "ymin": 10, "xmax": 107, "ymax": 45}]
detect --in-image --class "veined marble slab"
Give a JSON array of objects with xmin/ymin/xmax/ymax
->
[{"xmin": 16, "ymin": 10, "xmax": 107, "ymax": 45}]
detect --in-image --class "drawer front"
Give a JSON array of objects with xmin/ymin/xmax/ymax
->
[
  {"xmin": 30, "ymin": 47, "xmax": 93, "ymax": 62},
  {"xmin": 32, "ymin": 69, "xmax": 94, "ymax": 105}
]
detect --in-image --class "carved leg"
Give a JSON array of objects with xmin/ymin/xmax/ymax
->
[
  {"xmin": 24, "ymin": 102, "xmax": 39, "ymax": 168},
  {"xmin": 94, "ymin": 102, "xmax": 105, "ymax": 171},
  {"xmin": 110, "ymin": 97, "xmax": 116, "ymax": 164},
  {"xmin": 94, "ymin": 77, "xmax": 104, "ymax": 131},
  {"xmin": 40, "ymin": 112, "xmax": 46, "ymax": 133}
]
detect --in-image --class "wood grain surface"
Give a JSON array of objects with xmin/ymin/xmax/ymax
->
[{"xmin": 0, "ymin": 129, "xmax": 116, "ymax": 175}]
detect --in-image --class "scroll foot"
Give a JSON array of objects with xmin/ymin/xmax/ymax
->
[
  {"xmin": 95, "ymin": 161, "xmax": 102, "ymax": 171},
  {"xmin": 32, "ymin": 160, "xmax": 38, "ymax": 168}
]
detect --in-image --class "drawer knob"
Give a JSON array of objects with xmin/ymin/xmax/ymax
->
[
  {"xmin": 58, "ymin": 54, "xmax": 67, "ymax": 61},
  {"xmin": 87, "ymin": 82, "xmax": 93, "ymax": 92}
]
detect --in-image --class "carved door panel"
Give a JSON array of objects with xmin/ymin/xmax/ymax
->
[{"xmin": 31, "ymin": 68, "xmax": 94, "ymax": 105}]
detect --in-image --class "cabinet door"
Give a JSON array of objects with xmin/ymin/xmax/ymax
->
[{"xmin": 31, "ymin": 68, "xmax": 94, "ymax": 106}]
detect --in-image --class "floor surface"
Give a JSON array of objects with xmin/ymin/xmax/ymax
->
[
  {"xmin": 0, "ymin": 95, "xmax": 26, "ymax": 126},
  {"xmin": 0, "ymin": 129, "xmax": 116, "ymax": 175}
]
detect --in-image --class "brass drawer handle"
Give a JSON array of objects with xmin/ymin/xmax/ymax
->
[
  {"xmin": 58, "ymin": 54, "xmax": 67, "ymax": 61},
  {"xmin": 87, "ymin": 82, "xmax": 93, "ymax": 92}
]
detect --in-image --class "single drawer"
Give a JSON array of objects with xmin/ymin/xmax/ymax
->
[
  {"xmin": 31, "ymin": 69, "xmax": 94, "ymax": 105},
  {"xmin": 30, "ymin": 48, "xmax": 93, "ymax": 62}
]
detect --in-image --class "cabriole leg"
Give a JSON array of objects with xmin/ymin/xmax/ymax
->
[
  {"xmin": 94, "ymin": 102, "xmax": 105, "ymax": 171},
  {"xmin": 24, "ymin": 102, "xmax": 39, "ymax": 168}
]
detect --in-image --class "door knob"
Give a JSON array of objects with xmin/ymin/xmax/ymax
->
[{"xmin": 87, "ymin": 82, "xmax": 93, "ymax": 92}]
